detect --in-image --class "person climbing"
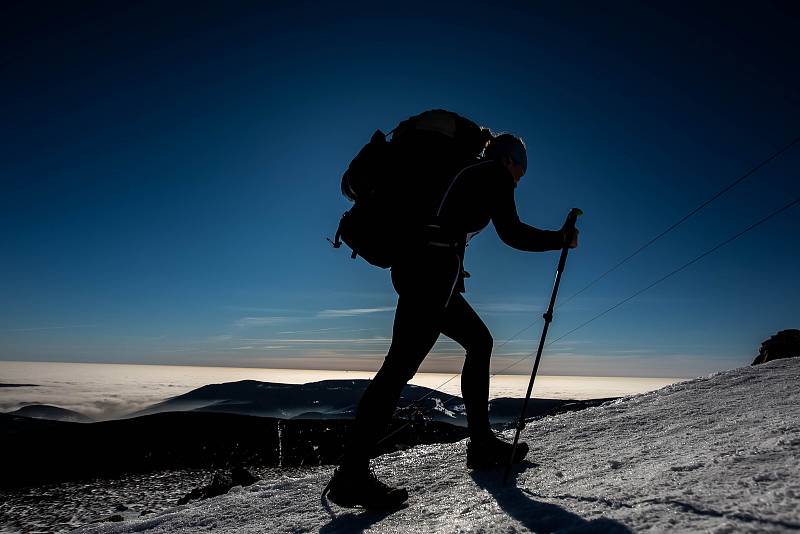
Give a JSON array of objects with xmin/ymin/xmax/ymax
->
[{"xmin": 324, "ymin": 127, "xmax": 579, "ymax": 509}]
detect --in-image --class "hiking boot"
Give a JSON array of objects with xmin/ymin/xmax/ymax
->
[
  {"xmin": 322, "ymin": 467, "xmax": 408, "ymax": 509},
  {"xmin": 466, "ymin": 433, "xmax": 529, "ymax": 470}
]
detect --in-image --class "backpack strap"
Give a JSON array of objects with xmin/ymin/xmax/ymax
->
[
  {"xmin": 328, "ymin": 211, "xmax": 359, "ymax": 259},
  {"xmin": 435, "ymin": 160, "xmax": 494, "ymax": 217}
]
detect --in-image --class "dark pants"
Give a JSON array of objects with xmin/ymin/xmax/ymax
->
[{"xmin": 342, "ymin": 247, "xmax": 493, "ymax": 470}]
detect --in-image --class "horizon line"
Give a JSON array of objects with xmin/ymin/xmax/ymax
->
[{"xmin": 0, "ymin": 358, "xmax": 709, "ymax": 380}]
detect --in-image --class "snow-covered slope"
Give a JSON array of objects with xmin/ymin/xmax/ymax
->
[{"xmin": 81, "ymin": 358, "xmax": 800, "ymax": 533}]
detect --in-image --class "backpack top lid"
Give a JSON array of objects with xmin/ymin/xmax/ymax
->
[
  {"xmin": 391, "ymin": 109, "xmax": 490, "ymax": 159},
  {"xmin": 394, "ymin": 109, "xmax": 459, "ymax": 138},
  {"xmin": 340, "ymin": 110, "xmax": 491, "ymax": 205}
]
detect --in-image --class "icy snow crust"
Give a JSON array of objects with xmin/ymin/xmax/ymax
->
[{"xmin": 81, "ymin": 358, "xmax": 800, "ymax": 533}]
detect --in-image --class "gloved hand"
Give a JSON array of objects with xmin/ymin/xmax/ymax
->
[{"xmin": 562, "ymin": 226, "xmax": 579, "ymax": 249}]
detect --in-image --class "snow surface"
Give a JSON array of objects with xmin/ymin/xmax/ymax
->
[{"xmin": 81, "ymin": 358, "xmax": 800, "ymax": 533}]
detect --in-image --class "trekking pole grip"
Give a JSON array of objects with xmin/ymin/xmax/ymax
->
[
  {"xmin": 563, "ymin": 207, "xmax": 582, "ymax": 242},
  {"xmin": 566, "ymin": 207, "xmax": 582, "ymax": 227},
  {"xmin": 557, "ymin": 208, "xmax": 582, "ymax": 272}
]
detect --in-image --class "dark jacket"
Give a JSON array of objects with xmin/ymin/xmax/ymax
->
[{"xmin": 435, "ymin": 159, "xmax": 564, "ymax": 292}]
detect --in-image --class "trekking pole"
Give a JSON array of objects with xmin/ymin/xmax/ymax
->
[{"xmin": 503, "ymin": 207, "xmax": 583, "ymax": 486}]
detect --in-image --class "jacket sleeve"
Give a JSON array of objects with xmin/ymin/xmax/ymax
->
[{"xmin": 491, "ymin": 180, "xmax": 564, "ymax": 252}]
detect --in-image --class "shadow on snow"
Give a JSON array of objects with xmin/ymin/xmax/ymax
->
[
  {"xmin": 316, "ymin": 462, "xmax": 631, "ymax": 533},
  {"xmin": 319, "ymin": 493, "xmax": 408, "ymax": 534},
  {"xmin": 470, "ymin": 462, "xmax": 633, "ymax": 533}
]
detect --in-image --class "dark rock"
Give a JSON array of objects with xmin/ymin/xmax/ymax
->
[
  {"xmin": 107, "ymin": 514, "xmax": 124, "ymax": 522},
  {"xmin": 231, "ymin": 466, "xmax": 260, "ymax": 486},
  {"xmin": 139, "ymin": 509, "xmax": 155, "ymax": 516},
  {"xmin": 177, "ymin": 467, "xmax": 260, "ymax": 505},
  {"xmin": 114, "ymin": 503, "xmax": 128, "ymax": 512},
  {"xmin": 206, "ymin": 472, "xmax": 234, "ymax": 498},
  {"xmin": 752, "ymin": 329, "xmax": 800, "ymax": 365},
  {"xmin": 177, "ymin": 486, "xmax": 205, "ymax": 505}
]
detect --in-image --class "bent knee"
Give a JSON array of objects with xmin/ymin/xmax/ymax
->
[
  {"xmin": 377, "ymin": 356, "xmax": 421, "ymax": 385},
  {"xmin": 468, "ymin": 331, "xmax": 493, "ymax": 355}
]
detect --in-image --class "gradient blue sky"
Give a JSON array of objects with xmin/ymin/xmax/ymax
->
[{"xmin": 2, "ymin": 1, "xmax": 798, "ymax": 377}]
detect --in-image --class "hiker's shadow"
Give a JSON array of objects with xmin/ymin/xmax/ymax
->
[
  {"xmin": 319, "ymin": 496, "xmax": 407, "ymax": 534},
  {"xmin": 471, "ymin": 463, "xmax": 632, "ymax": 533}
]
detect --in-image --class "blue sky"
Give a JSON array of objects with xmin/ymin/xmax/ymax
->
[{"xmin": 2, "ymin": 1, "xmax": 798, "ymax": 377}]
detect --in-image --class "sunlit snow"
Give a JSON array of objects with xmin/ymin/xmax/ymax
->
[{"xmin": 81, "ymin": 358, "xmax": 800, "ymax": 533}]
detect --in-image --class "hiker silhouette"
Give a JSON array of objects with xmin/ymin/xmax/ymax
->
[{"xmin": 325, "ymin": 111, "xmax": 579, "ymax": 508}]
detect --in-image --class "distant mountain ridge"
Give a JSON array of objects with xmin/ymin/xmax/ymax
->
[
  {"xmin": 8, "ymin": 404, "xmax": 93, "ymax": 423},
  {"xmin": 134, "ymin": 379, "xmax": 463, "ymax": 423},
  {"xmin": 134, "ymin": 379, "xmax": 616, "ymax": 426}
]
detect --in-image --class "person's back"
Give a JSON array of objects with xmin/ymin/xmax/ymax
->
[
  {"xmin": 389, "ymin": 128, "xmax": 485, "ymax": 229},
  {"xmin": 437, "ymin": 157, "xmax": 563, "ymax": 253}
]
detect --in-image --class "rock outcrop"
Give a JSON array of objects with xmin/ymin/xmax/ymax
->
[
  {"xmin": 751, "ymin": 329, "xmax": 800, "ymax": 365},
  {"xmin": 177, "ymin": 467, "xmax": 260, "ymax": 504}
]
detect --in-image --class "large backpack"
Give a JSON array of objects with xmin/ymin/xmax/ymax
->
[{"xmin": 332, "ymin": 110, "xmax": 491, "ymax": 268}]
